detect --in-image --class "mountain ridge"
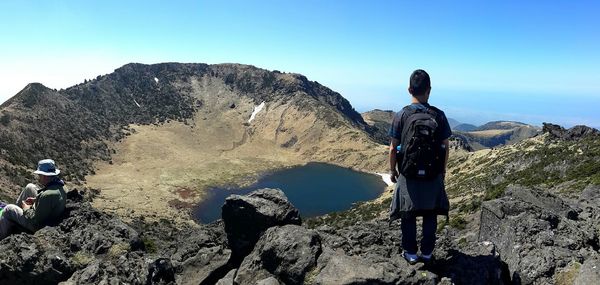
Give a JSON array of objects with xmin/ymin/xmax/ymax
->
[
  {"xmin": 360, "ymin": 109, "xmax": 541, "ymax": 150},
  {"xmin": 453, "ymin": 123, "xmax": 478, "ymax": 132},
  {"xmin": 0, "ymin": 62, "xmax": 387, "ymax": 220},
  {"xmin": 475, "ymin": 120, "xmax": 529, "ymax": 131}
]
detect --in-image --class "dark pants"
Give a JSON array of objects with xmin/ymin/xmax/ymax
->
[{"xmin": 401, "ymin": 212, "xmax": 437, "ymax": 255}]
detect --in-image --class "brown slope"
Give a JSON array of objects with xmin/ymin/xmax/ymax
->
[
  {"xmin": 0, "ymin": 63, "xmax": 387, "ymax": 220},
  {"xmin": 83, "ymin": 66, "xmax": 387, "ymax": 221},
  {"xmin": 0, "ymin": 83, "xmax": 115, "ymax": 199},
  {"xmin": 361, "ymin": 109, "xmax": 395, "ymax": 145}
]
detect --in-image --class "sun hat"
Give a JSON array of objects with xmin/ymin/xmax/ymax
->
[{"xmin": 33, "ymin": 159, "xmax": 61, "ymax": 176}]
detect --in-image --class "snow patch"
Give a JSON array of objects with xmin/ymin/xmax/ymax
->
[
  {"xmin": 133, "ymin": 99, "xmax": 141, "ymax": 108},
  {"xmin": 154, "ymin": 77, "xmax": 159, "ymax": 83},
  {"xmin": 248, "ymin": 101, "xmax": 265, "ymax": 123},
  {"xmin": 375, "ymin": 172, "xmax": 394, "ymax": 187}
]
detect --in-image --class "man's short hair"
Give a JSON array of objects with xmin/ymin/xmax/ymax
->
[{"xmin": 409, "ymin": 69, "xmax": 431, "ymax": 96}]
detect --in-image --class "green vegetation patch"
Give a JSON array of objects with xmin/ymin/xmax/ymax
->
[
  {"xmin": 305, "ymin": 197, "xmax": 391, "ymax": 229},
  {"xmin": 142, "ymin": 237, "xmax": 158, "ymax": 254},
  {"xmin": 449, "ymin": 215, "xmax": 467, "ymax": 230},
  {"xmin": 456, "ymin": 198, "xmax": 482, "ymax": 214},
  {"xmin": 447, "ymin": 136, "xmax": 600, "ymax": 201},
  {"xmin": 0, "ymin": 113, "xmax": 10, "ymax": 126},
  {"xmin": 308, "ymin": 136, "xmax": 600, "ymax": 229}
]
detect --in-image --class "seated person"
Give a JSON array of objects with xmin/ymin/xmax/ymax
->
[{"xmin": 0, "ymin": 159, "xmax": 67, "ymax": 240}]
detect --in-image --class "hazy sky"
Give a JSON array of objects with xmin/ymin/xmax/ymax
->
[{"xmin": 1, "ymin": 1, "xmax": 599, "ymax": 127}]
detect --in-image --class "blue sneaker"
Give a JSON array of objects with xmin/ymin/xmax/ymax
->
[
  {"xmin": 420, "ymin": 253, "xmax": 433, "ymax": 263},
  {"xmin": 403, "ymin": 252, "xmax": 418, "ymax": 265}
]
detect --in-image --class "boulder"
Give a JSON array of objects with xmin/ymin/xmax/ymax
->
[
  {"xmin": 317, "ymin": 220, "xmax": 399, "ymax": 258},
  {"xmin": 174, "ymin": 245, "xmax": 231, "ymax": 285},
  {"xmin": 235, "ymin": 225, "xmax": 321, "ymax": 285},
  {"xmin": 0, "ymin": 233, "xmax": 74, "ymax": 285},
  {"xmin": 479, "ymin": 185, "xmax": 599, "ymax": 284},
  {"xmin": 146, "ymin": 258, "xmax": 176, "ymax": 285},
  {"xmin": 504, "ymin": 185, "xmax": 578, "ymax": 220},
  {"xmin": 215, "ymin": 269, "xmax": 237, "ymax": 285},
  {"xmin": 222, "ymin": 188, "xmax": 301, "ymax": 259},
  {"xmin": 167, "ymin": 222, "xmax": 231, "ymax": 285},
  {"xmin": 311, "ymin": 248, "xmax": 405, "ymax": 285},
  {"xmin": 256, "ymin": 277, "xmax": 282, "ymax": 285}
]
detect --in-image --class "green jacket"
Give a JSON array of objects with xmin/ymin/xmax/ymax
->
[{"xmin": 22, "ymin": 181, "xmax": 67, "ymax": 232}]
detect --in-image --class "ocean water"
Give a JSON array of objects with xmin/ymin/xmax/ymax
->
[{"xmin": 193, "ymin": 162, "xmax": 387, "ymax": 223}]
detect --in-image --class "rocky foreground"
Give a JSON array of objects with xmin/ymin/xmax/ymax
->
[{"xmin": 1, "ymin": 187, "xmax": 599, "ymax": 284}]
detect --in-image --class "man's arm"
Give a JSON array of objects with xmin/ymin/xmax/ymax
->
[
  {"xmin": 23, "ymin": 194, "xmax": 53, "ymax": 229},
  {"xmin": 19, "ymin": 202, "xmax": 40, "ymax": 232},
  {"xmin": 389, "ymin": 138, "xmax": 400, "ymax": 183}
]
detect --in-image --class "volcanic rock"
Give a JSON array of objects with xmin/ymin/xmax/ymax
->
[
  {"xmin": 543, "ymin": 123, "xmax": 600, "ymax": 140},
  {"xmin": 479, "ymin": 185, "xmax": 600, "ymax": 284},
  {"xmin": 222, "ymin": 188, "xmax": 301, "ymax": 260},
  {"xmin": 235, "ymin": 225, "xmax": 321, "ymax": 284}
]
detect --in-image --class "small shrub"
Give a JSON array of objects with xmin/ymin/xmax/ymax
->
[
  {"xmin": 108, "ymin": 243, "xmax": 130, "ymax": 258},
  {"xmin": 72, "ymin": 251, "xmax": 94, "ymax": 267},
  {"xmin": 449, "ymin": 215, "xmax": 467, "ymax": 230},
  {"xmin": 458, "ymin": 199, "xmax": 482, "ymax": 213},
  {"xmin": 484, "ymin": 187, "xmax": 504, "ymax": 201},
  {"xmin": 143, "ymin": 237, "xmax": 157, "ymax": 254},
  {"xmin": 458, "ymin": 237, "xmax": 468, "ymax": 248},
  {"xmin": 0, "ymin": 114, "xmax": 10, "ymax": 126},
  {"xmin": 437, "ymin": 219, "xmax": 448, "ymax": 233}
]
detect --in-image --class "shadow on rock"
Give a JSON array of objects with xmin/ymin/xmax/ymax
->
[{"xmin": 425, "ymin": 248, "xmax": 511, "ymax": 285}]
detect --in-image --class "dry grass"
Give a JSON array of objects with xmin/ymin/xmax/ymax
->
[
  {"xmin": 554, "ymin": 261, "xmax": 581, "ymax": 285},
  {"xmin": 87, "ymin": 77, "xmax": 387, "ymax": 222},
  {"xmin": 87, "ymin": 110, "xmax": 304, "ymax": 222}
]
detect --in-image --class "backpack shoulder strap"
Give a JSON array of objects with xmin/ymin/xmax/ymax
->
[
  {"xmin": 399, "ymin": 106, "xmax": 417, "ymax": 137},
  {"xmin": 398, "ymin": 105, "xmax": 418, "ymax": 130},
  {"xmin": 400, "ymin": 105, "xmax": 441, "ymax": 144},
  {"xmin": 400, "ymin": 105, "xmax": 424, "ymax": 119},
  {"xmin": 401, "ymin": 105, "xmax": 416, "ymax": 114},
  {"xmin": 424, "ymin": 105, "xmax": 442, "ymax": 120},
  {"xmin": 399, "ymin": 106, "xmax": 424, "ymax": 145}
]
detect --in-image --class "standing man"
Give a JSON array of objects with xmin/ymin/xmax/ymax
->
[
  {"xmin": 388, "ymin": 70, "xmax": 451, "ymax": 264},
  {"xmin": 0, "ymin": 159, "xmax": 67, "ymax": 239}
]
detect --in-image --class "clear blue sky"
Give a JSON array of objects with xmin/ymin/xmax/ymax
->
[{"xmin": 1, "ymin": 0, "xmax": 599, "ymax": 127}]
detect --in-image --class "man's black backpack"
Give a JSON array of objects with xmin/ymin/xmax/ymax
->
[{"xmin": 397, "ymin": 106, "xmax": 446, "ymax": 180}]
